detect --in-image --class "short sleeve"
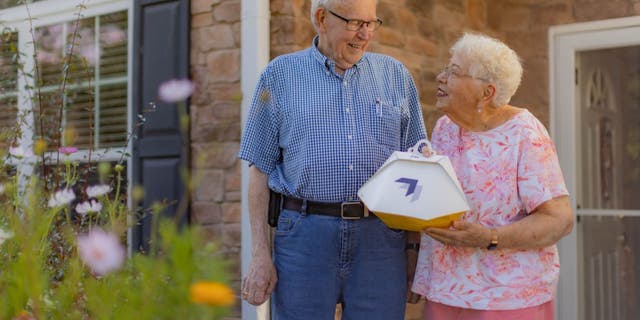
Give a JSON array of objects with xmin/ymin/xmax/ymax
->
[
  {"xmin": 517, "ymin": 118, "xmax": 569, "ymax": 213},
  {"xmin": 237, "ymin": 66, "xmax": 282, "ymax": 174}
]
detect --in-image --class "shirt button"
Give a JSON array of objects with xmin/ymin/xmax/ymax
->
[
  {"xmin": 343, "ymin": 80, "xmax": 347, "ymax": 86},
  {"xmin": 349, "ymin": 165, "xmax": 354, "ymax": 170},
  {"xmin": 348, "ymin": 135, "xmax": 352, "ymax": 140},
  {"xmin": 345, "ymin": 107, "xmax": 350, "ymax": 113}
]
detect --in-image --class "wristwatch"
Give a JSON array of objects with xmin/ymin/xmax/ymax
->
[{"xmin": 487, "ymin": 229, "xmax": 498, "ymax": 250}]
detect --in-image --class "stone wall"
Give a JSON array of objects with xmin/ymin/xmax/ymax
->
[
  {"xmin": 190, "ymin": 0, "xmax": 243, "ymax": 317},
  {"xmin": 188, "ymin": 0, "xmax": 640, "ymax": 319}
]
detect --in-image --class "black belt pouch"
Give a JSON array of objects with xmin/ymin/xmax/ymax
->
[{"xmin": 268, "ymin": 190, "xmax": 281, "ymax": 228}]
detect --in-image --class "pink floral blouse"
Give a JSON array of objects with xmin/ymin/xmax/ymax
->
[{"xmin": 412, "ymin": 110, "xmax": 569, "ymax": 310}]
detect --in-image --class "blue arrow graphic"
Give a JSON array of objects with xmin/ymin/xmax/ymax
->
[{"xmin": 395, "ymin": 178, "xmax": 418, "ymax": 196}]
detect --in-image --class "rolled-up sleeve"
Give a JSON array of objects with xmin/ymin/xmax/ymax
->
[{"xmin": 238, "ymin": 67, "xmax": 282, "ymax": 175}]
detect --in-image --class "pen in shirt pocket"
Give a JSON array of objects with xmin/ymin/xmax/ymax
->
[{"xmin": 375, "ymin": 98, "xmax": 381, "ymax": 116}]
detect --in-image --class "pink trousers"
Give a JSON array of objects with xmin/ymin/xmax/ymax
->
[{"xmin": 423, "ymin": 299, "xmax": 554, "ymax": 320}]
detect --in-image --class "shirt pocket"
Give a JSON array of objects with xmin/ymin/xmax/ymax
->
[{"xmin": 369, "ymin": 98, "xmax": 404, "ymax": 149}]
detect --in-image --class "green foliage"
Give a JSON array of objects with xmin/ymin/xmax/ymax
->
[
  {"xmin": 0, "ymin": 1, "xmax": 234, "ymax": 319},
  {"xmin": 0, "ymin": 166, "xmax": 234, "ymax": 319}
]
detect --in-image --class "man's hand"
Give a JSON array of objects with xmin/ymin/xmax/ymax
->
[
  {"xmin": 242, "ymin": 252, "xmax": 278, "ymax": 306},
  {"xmin": 243, "ymin": 166, "xmax": 277, "ymax": 306}
]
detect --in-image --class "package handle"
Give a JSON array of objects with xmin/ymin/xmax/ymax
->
[{"xmin": 407, "ymin": 139, "xmax": 435, "ymax": 157}]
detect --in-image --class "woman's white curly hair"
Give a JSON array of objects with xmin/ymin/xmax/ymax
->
[{"xmin": 451, "ymin": 33, "xmax": 523, "ymax": 107}]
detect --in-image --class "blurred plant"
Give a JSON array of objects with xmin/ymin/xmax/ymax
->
[{"xmin": 0, "ymin": 1, "xmax": 233, "ymax": 319}]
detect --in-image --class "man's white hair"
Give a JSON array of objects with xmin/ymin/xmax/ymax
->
[
  {"xmin": 310, "ymin": 0, "xmax": 378, "ymax": 31},
  {"xmin": 451, "ymin": 33, "xmax": 523, "ymax": 107}
]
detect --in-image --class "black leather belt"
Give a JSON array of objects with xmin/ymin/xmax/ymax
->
[{"xmin": 282, "ymin": 195, "xmax": 371, "ymax": 219}]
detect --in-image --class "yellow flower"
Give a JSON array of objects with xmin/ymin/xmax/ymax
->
[
  {"xmin": 132, "ymin": 185, "xmax": 145, "ymax": 202},
  {"xmin": 189, "ymin": 281, "xmax": 235, "ymax": 306},
  {"xmin": 63, "ymin": 127, "xmax": 78, "ymax": 146},
  {"xmin": 33, "ymin": 138, "xmax": 47, "ymax": 155},
  {"xmin": 12, "ymin": 310, "xmax": 35, "ymax": 320}
]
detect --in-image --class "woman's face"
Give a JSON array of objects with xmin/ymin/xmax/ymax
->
[{"xmin": 435, "ymin": 52, "xmax": 485, "ymax": 115}]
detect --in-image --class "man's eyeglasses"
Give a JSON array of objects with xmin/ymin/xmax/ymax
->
[
  {"xmin": 440, "ymin": 65, "xmax": 489, "ymax": 82},
  {"xmin": 328, "ymin": 10, "xmax": 383, "ymax": 32}
]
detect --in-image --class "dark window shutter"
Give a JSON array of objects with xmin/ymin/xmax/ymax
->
[{"xmin": 131, "ymin": 0, "xmax": 190, "ymax": 252}]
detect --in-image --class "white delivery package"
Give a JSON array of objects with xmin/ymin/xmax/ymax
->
[{"xmin": 357, "ymin": 151, "xmax": 470, "ymax": 231}]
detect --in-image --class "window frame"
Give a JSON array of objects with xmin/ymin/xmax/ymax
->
[{"xmin": 1, "ymin": 0, "xmax": 133, "ymax": 170}]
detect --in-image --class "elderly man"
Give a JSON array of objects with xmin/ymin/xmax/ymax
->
[{"xmin": 238, "ymin": 0, "xmax": 427, "ymax": 318}]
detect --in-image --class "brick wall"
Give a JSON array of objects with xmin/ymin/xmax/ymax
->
[{"xmin": 188, "ymin": 0, "xmax": 640, "ymax": 319}]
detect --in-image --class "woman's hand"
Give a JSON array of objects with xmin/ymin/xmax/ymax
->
[
  {"xmin": 408, "ymin": 139, "xmax": 435, "ymax": 157},
  {"xmin": 425, "ymin": 196, "xmax": 574, "ymax": 250},
  {"xmin": 424, "ymin": 220, "xmax": 492, "ymax": 248}
]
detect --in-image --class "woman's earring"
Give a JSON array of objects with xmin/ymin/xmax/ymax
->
[{"xmin": 477, "ymin": 105, "xmax": 482, "ymax": 113}]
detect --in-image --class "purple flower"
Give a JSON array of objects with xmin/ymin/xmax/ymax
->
[
  {"xmin": 158, "ymin": 79, "xmax": 194, "ymax": 103},
  {"xmin": 77, "ymin": 228, "xmax": 125, "ymax": 276}
]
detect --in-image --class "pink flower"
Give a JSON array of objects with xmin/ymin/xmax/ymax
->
[
  {"xmin": 77, "ymin": 228, "xmax": 125, "ymax": 276},
  {"xmin": 78, "ymin": 44, "xmax": 99, "ymax": 66},
  {"xmin": 75, "ymin": 200, "xmax": 103, "ymax": 215},
  {"xmin": 48, "ymin": 189, "xmax": 76, "ymax": 208},
  {"xmin": 0, "ymin": 228, "xmax": 13, "ymax": 246},
  {"xmin": 158, "ymin": 78, "xmax": 194, "ymax": 103},
  {"xmin": 37, "ymin": 50, "xmax": 60, "ymax": 65},
  {"xmin": 9, "ymin": 146, "xmax": 34, "ymax": 159},
  {"xmin": 86, "ymin": 184, "xmax": 112, "ymax": 198},
  {"xmin": 101, "ymin": 25, "xmax": 127, "ymax": 44},
  {"xmin": 59, "ymin": 146, "xmax": 78, "ymax": 155}
]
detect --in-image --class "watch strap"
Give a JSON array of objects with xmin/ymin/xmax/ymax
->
[{"xmin": 487, "ymin": 229, "xmax": 498, "ymax": 250}]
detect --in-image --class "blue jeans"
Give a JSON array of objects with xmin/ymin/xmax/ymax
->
[{"xmin": 272, "ymin": 209, "xmax": 407, "ymax": 320}]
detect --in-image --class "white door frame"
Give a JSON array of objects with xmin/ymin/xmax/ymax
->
[
  {"xmin": 549, "ymin": 15, "xmax": 640, "ymax": 320},
  {"xmin": 240, "ymin": 0, "xmax": 270, "ymax": 319}
]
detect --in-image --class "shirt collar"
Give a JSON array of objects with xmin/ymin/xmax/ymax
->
[{"xmin": 310, "ymin": 36, "xmax": 367, "ymax": 74}]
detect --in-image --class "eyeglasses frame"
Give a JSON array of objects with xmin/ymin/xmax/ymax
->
[
  {"xmin": 440, "ymin": 64, "xmax": 490, "ymax": 82},
  {"xmin": 327, "ymin": 9, "xmax": 383, "ymax": 32}
]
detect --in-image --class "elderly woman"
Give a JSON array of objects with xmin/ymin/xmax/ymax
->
[{"xmin": 410, "ymin": 33, "xmax": 574, "ymax": 320}]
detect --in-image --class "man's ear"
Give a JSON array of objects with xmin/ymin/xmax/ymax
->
[{"xmin": 315, "ymin": 8, "xmax": 328, "ymax": 33}]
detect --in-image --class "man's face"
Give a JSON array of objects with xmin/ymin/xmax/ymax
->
[{"xmin": 316, "ymin": 0, "xmax": 378, "ymax": 73}]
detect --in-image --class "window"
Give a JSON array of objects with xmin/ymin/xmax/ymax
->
[
  {"xmin": 0, "ymin": 30, "xmax": 18, "ymax": 150},
  {"xmin": 34, "ymin": 10, "xmax": 128, "ymax": 150},
  {"xmin": 0, "ymin": 0, "xmax": 131, "ymax": 166}
]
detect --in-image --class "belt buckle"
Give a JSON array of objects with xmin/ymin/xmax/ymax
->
[{"xmin": 341, "ymin": 201, "xmax": 366, "ymax": 219}]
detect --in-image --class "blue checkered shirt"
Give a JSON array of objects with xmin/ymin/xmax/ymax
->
[{"xmin": 238, "ymin": 38, "xmax": 427, "ymax": 202}]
